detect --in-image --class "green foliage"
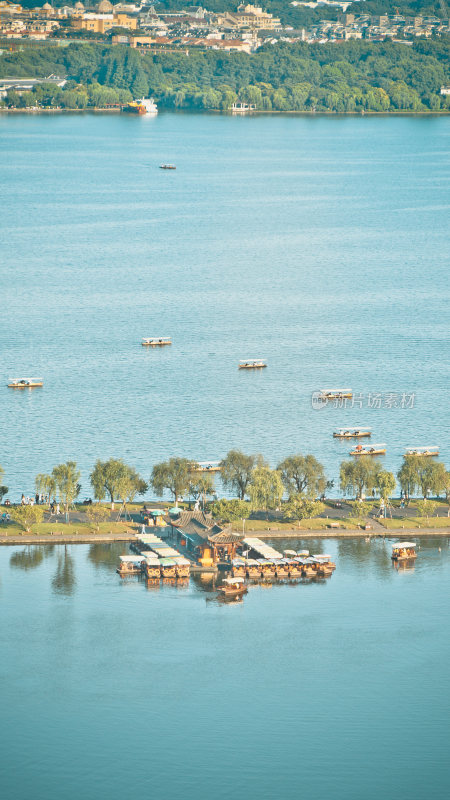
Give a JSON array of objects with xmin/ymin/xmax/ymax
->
[
  {"xmin": 0, "ymin": 39, "xmax": 448, "ymax": 112},
  {"xmin": 348, "ymin": 500, "xmax": 373, "ymax": 522},
  {"xmin": 375, "ymin": 469, "xmax": 396, "ymax": 501},
  {"xmin": 8, "ymin": 504, "xmax": 45, "ymax": 532},
  {"xmin": 340, "ymin": 457, "xmax": 381, "ymax": 499},
  {"xmin": 397, "ymin": 456, "xmax": 447, "ymax": 499},
  {"xmin": 51, "ymin": 461, "xmax": 81, "ymax": 521},
  {"xmin": 188, "ymin": 474, "xmax": 215, "ymax": 502},
  {"xmin": 35, "ymin": 472, "xmax": 56, "ymax": 500},
  {"xmin": 277, "ymin": 453, "xmax": 326, "ymax": 498},
  {"xmin": 415, "ymin": 498, "xmax": 437, "ymax": 518},
  {"xmin": 85, "ymin": 504, "xmax": 110, "ymax": 531},
  {"xmin": 151, "ymin": 457, "xmax": 194, "ymax": 505},
  {"xmin": 0, "ymin": 485, "xmax": 8, "ymax": 502},
  {"xmin": 90, "ymin": 458, "xmax": 144, "ymax": 506},
  {"xmin": 220, "ymin": 450, "xmax": 258, "ymax": 500},
  {"xmin": 211, "ymin": 498, "xmax": 251, "ymax": 522},
  {"xmin": 248, "ymin": 466, "xmax": 284, "ymax": 514},
  {"xmin": 283, "ymin": 495, "xmax": 325, "ymax": 522}
]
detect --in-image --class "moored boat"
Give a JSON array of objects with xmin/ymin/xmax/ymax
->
[
  {"xmin": 173, "ymin": 556, "xmax": 191, "ymax": 578},
  {"xmin": 239, "ymin": 359, "xmax": 267, "ymax": 369},
  {"xmin": 122, "ymin": 97, "xmax": 158, "ymax": 115},
  {"xmin": 259, "ymin": 559, "xmax": 277, "ymax": 579},
  {"xmin": 275, "ymin": 559, "xmax": 290, "ymax": 578},
  {"xmin": 246, "ymin": 559, "xmax": 262, "ymax": 579},
  {"xmin": 144, "ymin": 557, "xmax": 161, "ymax": 579},
  {"xmin": 391, "ymin": 542, "xmax": 417, "ymax": 561},
  {"xmin": 117, "ymin": 555, "xmax": 144, "ymax": 575},
  {"xmin": 8, "ymin": 377, "xmax": 43, "ymax": 388},
  {"xmin": 350, "ymin": 443, "xmax": 386, "ymax": 456},
  {"xmin": 218, "ymin": 576, "xmax": 248, "ymax": 598},
  {"xmin": 231, "ymin": 559, "xmax": 246, "ymax": 578},
  {"xmin": 333, "ymin": 427, "xmax": 371, "ymax": 438},
  {"xmin": 160, "ymin": 557, "xmax": 177, "ymax": 578},
  {"xmin": 160, "ymin": 164, "xmax": 176, "ymax": 170}
]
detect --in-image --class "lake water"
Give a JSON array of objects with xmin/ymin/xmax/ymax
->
[
  {"xmin": 1, "ymin": 112, "xmax": 449, "ymax": 499},
  {"xmin": 1, "ymin": 537, "xmax": 449, "ymax": 799}
]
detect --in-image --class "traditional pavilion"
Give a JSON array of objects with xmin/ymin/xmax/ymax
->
[{"xmin": 169, "ymin": 510, "xmax": 243, "ymax": 567}]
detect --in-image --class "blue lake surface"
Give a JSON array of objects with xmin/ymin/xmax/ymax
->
[
  {"xmin": 1, "ymin": 537, "xmax": 449, "ymax": 800},
  {"xmin": 0, "ymin": 112, "xmax": 449, "ymax": 498}
]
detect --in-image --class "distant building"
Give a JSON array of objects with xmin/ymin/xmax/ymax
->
[{"xmin": 0, "ymin": 75, "xmax": 66, "ymax": 97}]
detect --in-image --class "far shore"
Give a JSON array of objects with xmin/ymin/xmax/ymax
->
[
  {"xmin": 1, "ymin": 108, "xmax": 449, "ymax": 117},
  {"xmin": 1, "ymin": 526, "xmax": 449, "ymax": 546}
]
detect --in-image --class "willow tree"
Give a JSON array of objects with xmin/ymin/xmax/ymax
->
[
  {"xmin": 90, "ymin": 458, "xmax": 141, "ymax": 510},
  {"xmin": 277, "ymin": 454, "xmax": 326, "ymax": 498},
  {"xmin": 35, "ymin": 473, "xmax": 56, "ymax": 502},
  {"xmin": 151, "ymin": 458, "xmax": 194, "ymax": 507},
  {"xmin": 115, "ymin": 467, "xmax": 147, "ymax": 520},
  {"xmin": 52, "ymin": 461, "xmax": 81, "ymax": 522},
  {"xmin": 9, "ymin": 505, "xmax": 44, "ymax": 533},
  {"xmin": 340, "ymin": 457, "xmax": 380, "ymax": 500},
  {"xmin": 220, "ymin": 450, "xmax": 258, "ymax": 500},
  {"xmin": 374, "ymin": 470, "xmax": 396, "ymax": 502},
  {"xmin": 248, "ymin": 466, "xmax": 284, "ymax": 518}
]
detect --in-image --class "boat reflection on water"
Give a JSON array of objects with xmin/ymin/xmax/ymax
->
[{"xmin": 394, "ymin": 558, "xmax": 416, "ymax": 572}]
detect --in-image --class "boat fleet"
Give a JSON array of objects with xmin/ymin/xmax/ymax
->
[{"xmin": 118, "ymin": 531, "xmax": 190, "ymax": 580}]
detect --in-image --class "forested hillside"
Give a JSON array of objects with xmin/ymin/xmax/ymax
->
[{"xmin": 1, "ymin": 39, "xmax": 449, "ymax": 111}]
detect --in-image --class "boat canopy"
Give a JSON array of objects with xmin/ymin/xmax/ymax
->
[
  {"xmin": 313, "ymin": 554, "xmax": 332, "ymax": 560},
  {"xmin": 246, "ymin": 559, "xmax": 260, "ymax": 566},
  {"xmin": 239, "ymin": 359, "xmax": 265, "ymax": 363},
  {"xmin": 336, "ymin": 426, "xmax": 371, "ymax": 431},
  {"xmin": 120, "ymin": 555, "xmax": 144, "ymax": 563},
  {"xmin": 405, "ymin": 446, "xmax": 439, "ymax": 452},
  {"xmin": 297, "ymin": 550, "xmax": 309, "ymax": 557},
  {"xmin": 320, "ymin": 388, "xmax": 351, "ymax": 393},
  {"xmin": 159, "ymin": 558, "xmax": 176, "ymax": 566},
  {"xmin": 392, "ymin": 542, "xmax": 416, "ymax": 549},
  {"xmin": 283, "ymin": 549, "xmax": 298, "ymax": 557},
  {"xmin": 224, "ymin": 576, "xmax": 245, "ymax": 584},
  {"xmin": 142, "ymin": 337, "xmax": 171, "ymax": 341},
  {"xmin": 172, "ymin": 557, "xmax": 190, "ymax": 566},
  {"xmin": 145, "ymin": 558, "xmax": 160, "ymax": 566}
]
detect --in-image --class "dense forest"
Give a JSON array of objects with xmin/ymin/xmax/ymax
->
[{"xmin": 1, "ymin": 39, "xmax": 449, "ymax": 111}]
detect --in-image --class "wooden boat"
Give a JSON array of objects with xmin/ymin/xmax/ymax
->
[
  {"xmin": 8, "ymin": 377, "xmax": 43, "ymax": 388},
  {"xmin": 259, "ymin": 559, "xmax": 276, "ymax": 579},
  {"xmin": 283, "ymin": 549, "xmax": 298, "ymax": 558},
  {"xmin": 404, "ymin": 447, "xmax": 439, "ymax": 458},
  {"xmin": 142, "ymin": 337, "xmax": 172, "ymax": 347},
  {"xmin": 288, "ymin": 561, "xmax": 303, "ymax": 578},
  {"xmin": 333, "ymin": 427, "xmax": 371, "ymax": 439},
  {"xmin": 238, "ymin": 360, "xmax": 267, "ymax": 370},
  {"xmin": 173, "ymin": 556, "xmax": 191, "ymax": 578},
  {"xmin": 313, "ymin": 554, "xmax": 336, "ymax": 571},
  {"xmin": 297, "ymin": 550, "xmax": 309, "ymax": 558},
  {"xmin": 246, "ymin": 559, "xmax": 262, "ymax": 579},
  {"xmin": 193, "ymin": 461, "xmax": 221, "ymax": 473},
  {"xmin": 350, "ymin": 443, "xmax": 386, "ymax": 456},
  {"xmin": 117, "ymin": 555, "xmax": 144, "ymax": 575},
  {"xmin": 391, "ymin": 542, "xmax": 417, "ymax": 561},
  {"xmin": 231, "ymin": 559, "xmax": 246, "ymax": 578},
  {"xmin": 275, "ymin": 559, "xmax": 290, "ymax": 578},
  {"xmin": 160, "ymin": 164, "xmax": 176, "ymax": 170},
  {"xmin": 318, "ymin": 388, "xmax": 352, "ymax": 401},
  {"xmin": 159, "ymin": 557, "xmax": 177, "ymax": 578},
  {"xmin": 313, "ymin": 555, "xmax": 334, "ymax": 576},
  {"xmin": 218, "ymin": 576, "xmax": 248, "ymax": 598},
  {"xmin": 143, "ymin": 557, "xmax": 161, "ymax": 579}
]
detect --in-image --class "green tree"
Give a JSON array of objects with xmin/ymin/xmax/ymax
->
[
  {"xmin": 220, "ymin": 450, "xmax": 258, "ymax": 500},
  {"xmin": 340, "ymin": 457, "xmax": 380, "ymax": 499},
  {"xmin": 211, "ymin": 498, "xmax": 250, "ymax": 523},
  {"xmin": 35, "ymin": 472, "xmax": 56, "ymax": 502},
  {"xmin": 188, "ymin": 474, "xmax": 215, "ymax": 507},
  {"xmin": 277, "ymin": 454, "xmax": 326, "ymax": 498},
  {"xmin": 283, "ymin": 495, "xmax": 325, "ymax": 525},
  {"xmin": 397, "ymin": 456, "xmax": 419, "ymax": 501},
  {"xmin": 85, "ymin": 504, "xmax": 110, "ymax": 531},
  {"xmin": 151, "ymin": 457, "xmax": 194, "ymax": 506},
  {"xmin": 415, "ymin": 498, "xmax": 437, "ymax": 519},
  {"xmin": 115, "ymin": 467, "xmax": 147, "ymax": 519},
  {"xmin": 416, "ymin": 459, "xmax": 447, "ymax": 498},
  {"xmin": 248, "ymin": 466, "xmax": 284, "ymax": 517},
  {"xmin": 90, "ymin": 458, "xmax": 141, "ymax": 509},
  {"xmin": 375, "ymin": 469, "xmax": 396, "ymax": 502},
  {"xmin": 8, "ymin": 505, "xmax": 44, "ymax": 533},
  {"xmin": 51, "ymin": 461, "xmax": 81, "ymax": 522},
  {"xmin": 348, "ymin": 500, "xmax": 373, "ymax": 525}
]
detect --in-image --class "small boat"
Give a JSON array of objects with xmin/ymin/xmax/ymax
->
[
  {"xmin": 259, "ymin": 559, "xmax": 277, "ymax": 579},
  {"xmin": 297, "ymin": 550, "xmax": 309, "ymax": 558},
  {"xmin": 193, "ymin": 461, "xmax": 221, "ymax": 473},
  {"xmin": 117, "ymin": 555, "xmax": 144, "ymax": 576},
  {"xmin": 238, "ymin": 359, "xmax": 267, "ymax": 369},
  {"xmin": 160, "ymin": 164, "xmax": 176, "ymax": 170},
  {"xmin": 275, "ymin": 559, "xmax": 290, "ymax": 578},
  {"xmin": 313, "ymin": 554, "xmax": 336, "ymax": 571},
  {"xmin": 350, "ymin": 443, "xmax": 386, "ymax": 456},
  {"xmin": 8, "ymin": 377, "xmax": 43, "ymax": 388},
  {"xmin": 404, "ymin": 447, "xmax": 439, "ymax": 458},
  {"xmin": 160, "ymin": 557, "xmax": 177, "ymax": 578},
  {"xmin": 333, "ymin": 427, "xmax": 371, "ymax": 439},
  {"xmin": 218, "ymin": 576, "xmax": 248, "ymax": 598},
  {"xmin": 283, "ymin": 549, "xmax": 298, "ymax": 558},
  {"xmin": 318, "ymin": 389, "xmax": 352, "ymax": 401},
  {"xmin": 288, "ymin": 560, "xmax": 303, "ymax": 578},
  {"xmin": 246, "ymin": 559, "xmax": 262, "ymax": 579},
  {"xmin": 231, "ymin": 102, "xmax": 256, "ymax": 113},
  {"xmin": 142, "ymin": 337, "xmax": 172, "ymax": 346},
  {"xmin": 391, "ymin": 542, "xmax": 417, "ymax": 561},
  {"xmin": 173, "ymin": 556, "xmax": 191, "ymax": 578},
  {"xmin": 143, "ymin": 557, "xmax": 161, "ymax": 579},
  {"xmin": 122, "ymin": 97, "xmax": 158, "ymax": 115},
  {"xmin": 231, "ymin": 559, "xmax": 246, "ymax": 578}
]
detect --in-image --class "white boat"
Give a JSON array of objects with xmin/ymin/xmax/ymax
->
[
  {"xmin": 238, "ymin": 359, "xmax": 267, "ymax": 369},
  {"xmin": 141, "ymin": 337, "xmax": 172, "ymax": 347},
  {"xmin": 350, "ymin": 442, "xmax": 386, "ymax": 456},
  {"xmin": 319, "ymin": 389, "xmax": 352, "ymax": 400},
  {"xmin": 333, "ymin": 427, "xmax": 371, "ymax": 438}
]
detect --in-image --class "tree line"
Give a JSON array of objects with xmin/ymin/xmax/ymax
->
[
  {"xmin": 0, "ymin": 40, "xmax": 449, "ymax": 112},
  {"xmin": 1, "ymin": 451, "xmax": 449, "ymax": 530}
]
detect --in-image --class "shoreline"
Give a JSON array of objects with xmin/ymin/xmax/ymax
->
[
  {"xmin": 1, "ymin": 108, "xmax": 449, "ymax": 117},
  {"xmin": 1, "ymin": 526, "xmax": 449, "ymax": 546}
]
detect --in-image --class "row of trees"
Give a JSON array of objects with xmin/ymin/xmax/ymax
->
[{"xmin": 1, "ymin": 41, "xmax": 449, "ymax": 113}]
